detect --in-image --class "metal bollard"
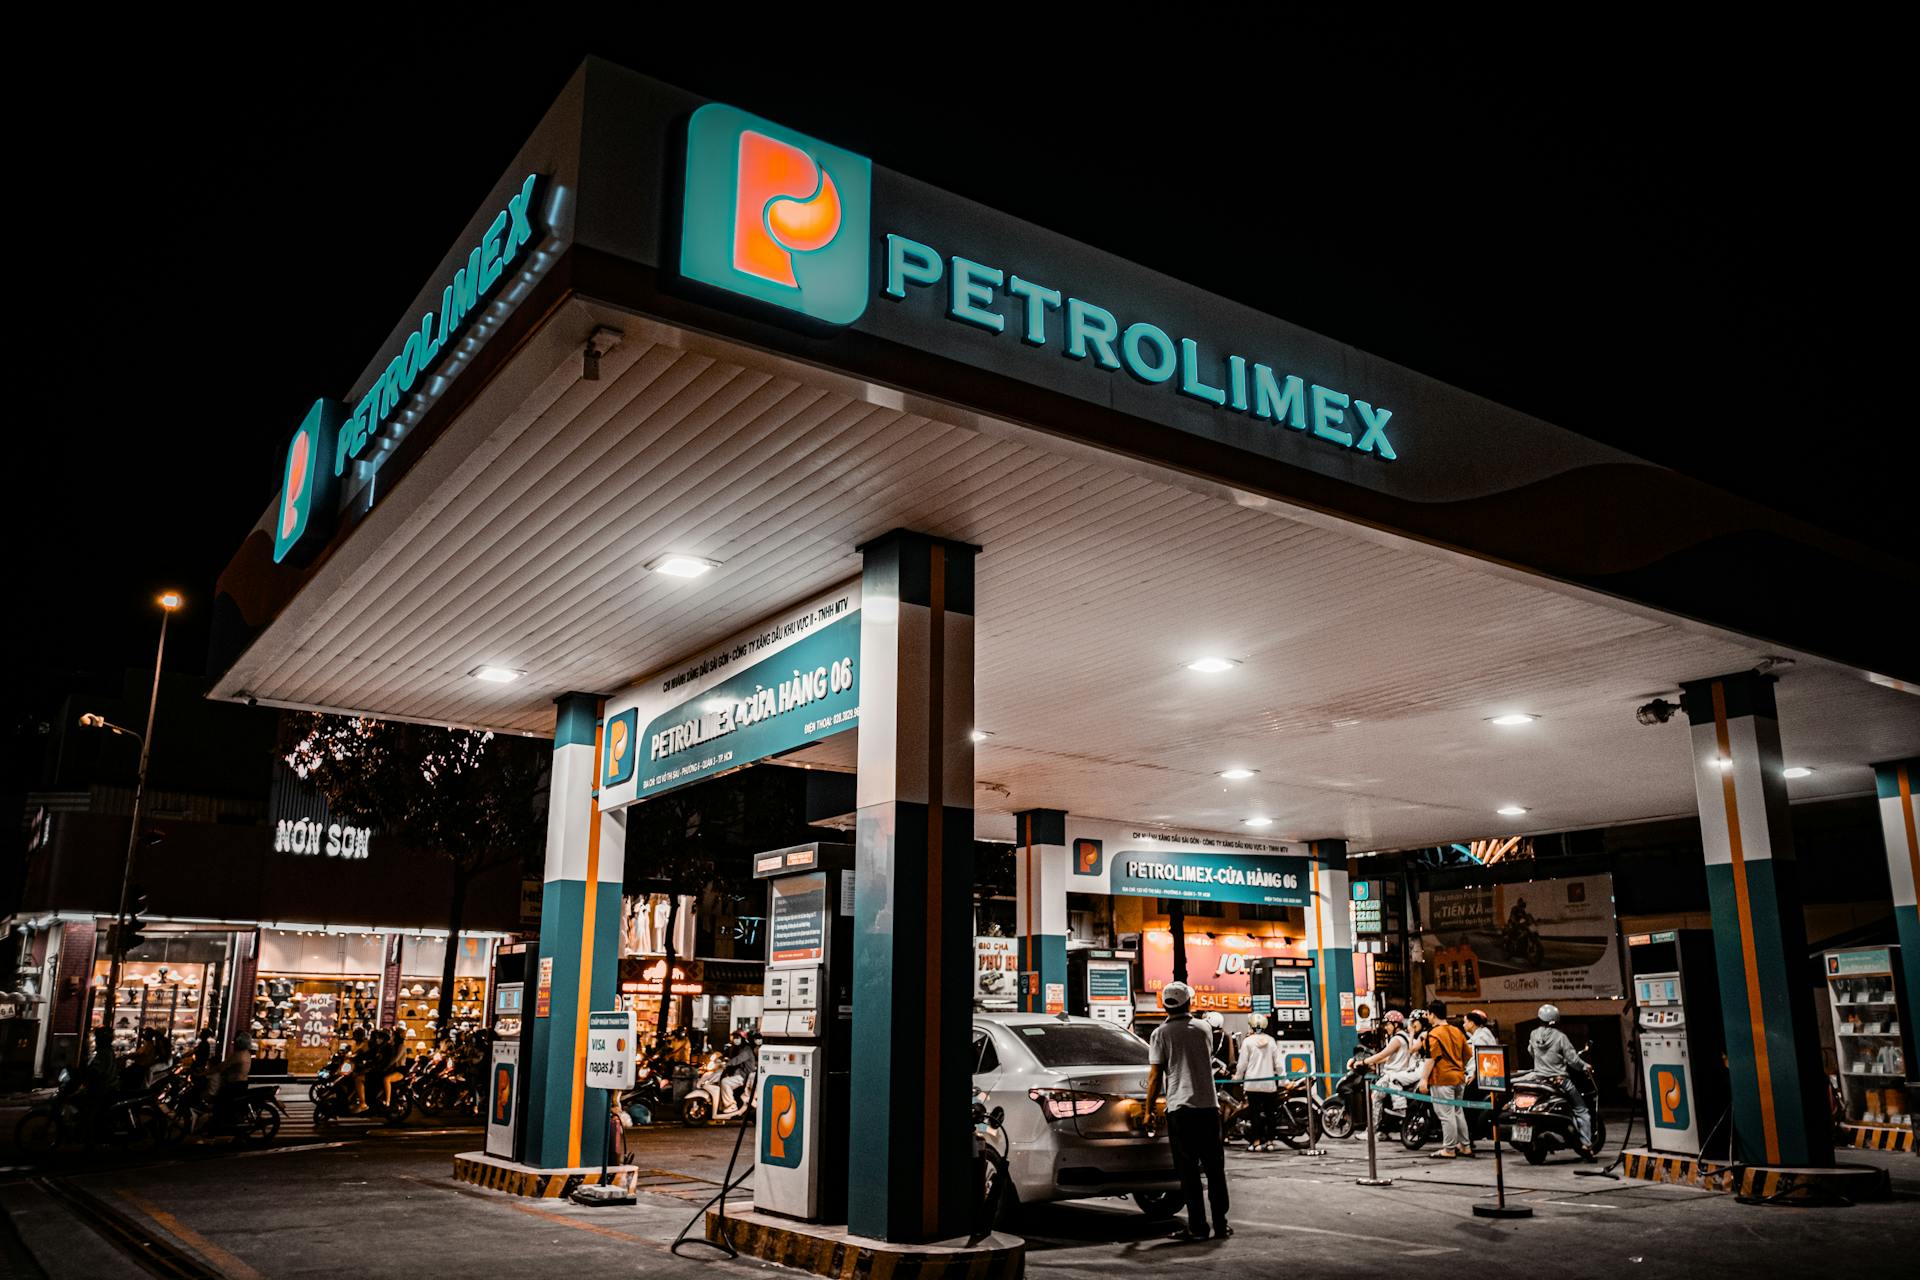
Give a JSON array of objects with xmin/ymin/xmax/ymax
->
[
  {"xmin": 1356, "ymin": 1072, "xmax": 1391, "ymax": 1187},
  {"xmin": 1300, "ymin": 1074, "xmax": 1328, "ymax": 1158},
  {"xmin": 1472, "ymin": 1091, "xmax": 1531, "ymax": 1219}
]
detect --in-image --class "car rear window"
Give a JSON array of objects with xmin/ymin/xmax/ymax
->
[{"xmin": 1015, "ymin": 1024, "xmax": 1148, "ymax": 1068}]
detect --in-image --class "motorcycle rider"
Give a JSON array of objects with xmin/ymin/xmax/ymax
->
[
  {"xmin": 718, "ymin": 1030, "xmax": 758, "ymax": 1117},
  {"xmin": 1361, "ymin": 1010, "xmax": 1417, "ymax": 1130},
  {"xmin": 1528, "ymin": 1004, "xmax": 1594, "ymax": 1159}
]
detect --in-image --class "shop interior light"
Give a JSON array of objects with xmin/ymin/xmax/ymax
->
[
  {"xmin": 1497, "ymin": 805, "xmax": 1529, "ymax": 817},
  {"xmin": 1186, "ymin": 657, "xmax": 1240, "ymax": 673},
  {"xmin": 1218, "ymin": 768, "xmax": 1258, "ymax": 780},
  {"xmin": 1243, "ymin": 816, "xmax": 1274, "ymax": 828},
  {"xmin": 1487, "ymin": 713, "xmax": 1539, "ymax": 726},
  {"xmin": 647, "ymin": 554, "xmax": 719, "ymax": 579},
  {"xmin": 1782, "ymin": 766, "xmax": 1815, "ymax": 779},
  {"xmin": 470, "ymin": 666, "xmax": 524, "ymax": 683},
  {"xmin": 1145, "ymin": 929, "xmax": 1174, "ymax": 946}
]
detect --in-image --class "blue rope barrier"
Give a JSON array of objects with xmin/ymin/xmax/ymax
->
[{"xmin": 1367, "ymin": 1080, "xmax": 1495, "ymax": 1110}]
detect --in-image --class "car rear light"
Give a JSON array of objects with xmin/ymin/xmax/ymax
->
[{"xmin": 1029, "ymin": 1088, "xmax": 1107, "ymax": 1120}]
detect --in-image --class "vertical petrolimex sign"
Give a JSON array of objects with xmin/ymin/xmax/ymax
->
[
  {"xmin": 680, "ymin": 104, "xmax": 871, "ymax": 325},
  {"xmin": 273, "ymin": 398, "xmax": 343, "ymax": 564}
]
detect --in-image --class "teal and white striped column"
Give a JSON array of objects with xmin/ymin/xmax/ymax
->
[
  {"xmin": 522, "ymin": 692, "xmax": 627, "ymax": 1170},
  {"xmin": 1304, "ymin": 839, "xmax": 1357, "ymax": 1074},
  {"xmin": 1873, "ymin": 759, "xmax": 1920, "ymax": 1019},
  {"xmin": 1680, "ymin": 671, "xmax": 1831, "ymax": 1168},
  {"xmin": 1014, "ymin": 809, "xmax": 1069, "ymax": 1013},
  {"xmin": 847, "ymin": 530, "xmax": 977, "ymax": 1242}
]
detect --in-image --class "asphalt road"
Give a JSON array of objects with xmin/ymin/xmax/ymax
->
[{"xmin": 3, "ymin": 1115, "xmax": 1915, "ymax": 1279}]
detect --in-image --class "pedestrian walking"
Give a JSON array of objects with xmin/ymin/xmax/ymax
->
[
  {"xmin": 1235, "ymin": 1015, "xmax": 1280, "ymax": 1150},
  {"xmin": 1146, "ymin": 981, "xmax": 1231, "ymax": 1241},
  {"xmin": 1418, "ymin": 1000, "xmax": 1472, "ymax": 1158}
]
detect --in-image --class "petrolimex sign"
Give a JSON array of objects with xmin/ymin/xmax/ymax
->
[
  {"xmin": 271, "ymin": 174, "xmax": 544, "ymax": 564},
  {"xmin": 676, "ymin": 105, "xmax": 1395, "ymax": 464},
  {"xmin": 597, "ymin": 583, "xmax": 861, "ymax": 810}
]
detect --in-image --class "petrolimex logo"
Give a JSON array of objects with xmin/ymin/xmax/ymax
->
[
  {"xmin": 273, "ymin": 399, "xmax": 344, "ymax": 564},
  {"xmin": 602, "ymin": 708, "xmax": 638, "ymax": 789},
  {"xmin": 681, "ymin": 104, "xmax": 872, "ymax": 325},
  {"xmin": 1649, "ymin": 1064, "xmax": 1691, "ymax": 1131},
  {"xmin": 761, "ymin": 1074, "xmax": 805, "ymax": 1168}
]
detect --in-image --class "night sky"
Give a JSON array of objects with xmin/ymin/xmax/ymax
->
[{"xmin": 7, "ymin": 20, "xmax": 1908, "ymax": 719}]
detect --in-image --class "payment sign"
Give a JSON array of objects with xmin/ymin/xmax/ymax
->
[
  {"xmin": 602, "ymin": 708, "xmax": 638, "ymax": 789},
  {"xmin": 761, "ymin": 1074, "xmax": 806, "ymax": 1168},
  {"xmin": 273, "ymin": 398, "xmax": 343, "ymax": 563},
  {"xmin": 681, "ymin": 103, "xmax": 872, "ymax": 325},
  {"xmin": 1649, "ymin": 1064, "xmax": 1691, "ymax": 1131}
]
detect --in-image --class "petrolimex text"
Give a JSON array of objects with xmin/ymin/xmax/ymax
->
[{"xmin": 882, "ymin": 234, "xmax": 1396, "ymax": 461}]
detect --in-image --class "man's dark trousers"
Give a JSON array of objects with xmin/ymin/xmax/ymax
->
[{"xmin": 1168, "ymin": 1106, "xmax": 1229, "ymax": 1234}]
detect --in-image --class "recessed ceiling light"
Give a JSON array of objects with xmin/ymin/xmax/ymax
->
[
  {"xmin": 1243, "ymin": 817, "xmax": 1274, "ymax": 828},
  {"xmin": 1496, "ymin": 805, "xmax": 1528, "ymax": 817},
  {"xmin": 471, "ymin": 666, "xmax": 524, "ymax": 683},
  {"xmin": 1712, "ymin": 757, "xmax": 1733, "ymax": 772},
  {"xmin": 1782, "ymin": 766, "xmax": 1814, "ymax": 779},
  {"xmin": 647, "ymin": 554, "xmax": 719, "ymax": 579},
  {"xmin": 1218, "ymin": 768, "xmax": 1258, "ymax": 780},
  {"xmin": 1186, "ymin": 657, "xmax": 1240, "ymax": 673},
  {"xmin": 1488, "ymin": 713, "xmax": 1539, "ymax": 726},
  {"xmin": 1331, "ymin": 718, "xmax": 1362, "ymax": 728},
  {"xmin": 969, "ymin": 729, "xmax": 993, "ymax": 743}
]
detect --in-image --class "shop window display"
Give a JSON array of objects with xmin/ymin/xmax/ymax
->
[
  {"xmin": 392, "ymin": 978, "xmax": 488, "ymax": 1055},
  {"xmin": 253, "ymin": 929, "xmax": 386, "ymax": 1075},
  {"xmin": 90, "ymin": 961, "xmax": 214, "ymax": 1060}
]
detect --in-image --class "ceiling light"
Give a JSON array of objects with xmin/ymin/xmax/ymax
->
[
  {"xmin": 1243, "ymin": 817, "xmax": 1274, "ymax": 828},
  {"xmin": 471, "ymin": 666, "xmax": 524, "ymax": 683},
  {"xmin": 1186, "ymin": 657, "xmax": 1239, "ymax": 673},
  {"xmin": 1331, "ymin": 718, "xmax": 1362, "ymax": 728},
  {"xmin": 1782, "ymin": 766, "xmax": 1814, "ymax": 779},
  {"xmin": 1712, "ymin": 757, "xmax": 1733, "ymax": 772},
  {"xmin": 1488, "ymin": 713, "xmax": 1538, "ymax": 726},
  {"xmin": 647, "ymin": 554, "xmax": 719, "ymax": 579},
  {"xmin": 969, "ymin": 729, "xmax": 993, "ymax": 743},
  {"xmin": 1218, "ymin": 768, "xmax": 1258, "ymax": 780},
  {"xmin": 1496, "ymin": 805, "xmax": 1528, "ymax": 817}
]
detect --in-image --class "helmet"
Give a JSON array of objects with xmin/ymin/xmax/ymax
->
[
  {"xmin": 1161, "ymin": 981, "xmax": 1193, "ymax": 1011},
  {"xmin": 1537, "ymin": 1004, "xmax": 1560, "ymax": 1024},
  {"xmin": 232, "ymin": 1034, "xmax": 253, "ymax": 1051},
  {"xmin": 1203, "ymin": 1011, "xmax": 1225, "ymax": 1031},
  {"xmin": 1383, "ymin": 1010, "xmax": 1406, "ymax": 1024}
]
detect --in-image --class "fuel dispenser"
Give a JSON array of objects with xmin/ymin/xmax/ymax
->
[
  {"xmin": 1627, "ymin": 928, "xmax": 1728, "ymax": 1158},
  {"xmin": 485, "ymin": 942, "xmax": 535, "ymax": 1162},
  {"xmin": 1066, "ymin": 947, "xmax": 1137, "ymax": 1028},
  {"xmin": 1248, "ymin": 957, "xmax": 1318, "ymax": 1076},
  {"xmin": 751, "ymin": 842, "xmax": 853, "ymax": 1223}
]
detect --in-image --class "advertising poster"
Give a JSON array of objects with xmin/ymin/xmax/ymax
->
[
  {"xmin": 1141, "ymin": 933, "xmax": 1308, "ymax": 1013},
  {"xmin": 1419, "ymin": 873, "xmax": 1622, "ymax": 1001},
  {"xmin": 974, "ymin": 936, "xmax": 1018, "ymax": 1004}
]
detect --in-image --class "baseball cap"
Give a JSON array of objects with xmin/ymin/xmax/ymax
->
[{"xmin": 1161, "ymin": 982, "xmax": 1194, "ymax": 1011}]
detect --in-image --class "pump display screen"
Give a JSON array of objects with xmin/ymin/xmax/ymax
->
[{"xmin": 769, "ymin": 872, "xmax": 828, "ymax": 965}]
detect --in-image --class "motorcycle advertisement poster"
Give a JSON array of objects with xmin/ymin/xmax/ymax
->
[{"xmin": 1419, "ymin": 874, "xmax": 1622, "ymax": 1001}]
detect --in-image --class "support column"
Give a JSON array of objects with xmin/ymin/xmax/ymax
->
[
  {"xmin": 1014, "ymin": 809, "xmax": 1068, "ymax": 1013},
  {"xmin": 1680, "ymin": 672, "xmax": 1832, "ymax": 1167},
  {"xmin": 1305, "ymin": 840, "xmax": 1358, "ymax": 1074},
  {"xmin": 1873, "ymin": 759, "xmax": 1920, "ymax": 1015},
  {"xmin": 848, "ymin": 530, "xmax": 977, "ymax": 1242},
  {"xmin": 523, "ymin": 692, "xmax": 627, "ymax": 1170}
]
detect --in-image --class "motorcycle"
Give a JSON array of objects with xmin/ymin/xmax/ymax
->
[
  {"xmin": 409, "ymin": 1047, "xmax": 481, "ymax": 1120},
  {"xmin": 1222, "ymin": 1077, "xmax": 1321, "ymax": 1150},
  {"xmin": 1318, "ymin": 1057, "xmax": 1371, "ymax": 1139},
  {"xmin": 681, "ymin": 1053, "xmax": 754, "ymax": 1125},
  {"xmin": 168, "ymin": 1082, "xmax": 286, "ymax": 1146},
  {"xmin": 15, "ymin": 1069, "xmax": 166, "ymax": 1154},
  {"xmin": 1501, "ymin": 917, "xmax": 1546, "ymax": 967},
  {"xmin": 1497, "ymin": 1065, "xmax": 1605, "ymax": 1164},
  {"xmin": 624, "ymin": 1051, "xmax": 694, "ymax": 1123},
  {"xmin": 312, "ymin": 1051, "xmax": 410, "ymax": 1123}
]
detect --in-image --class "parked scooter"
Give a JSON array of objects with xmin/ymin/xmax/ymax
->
[{"xmin": 1497, "ymin": 1064, "xmax": 1605, "ymax": 1164}]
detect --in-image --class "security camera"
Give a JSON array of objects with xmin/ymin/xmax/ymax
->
[{"xmin": 1636, "ymin": 698, "xmax": 1680, "ymax": 726}]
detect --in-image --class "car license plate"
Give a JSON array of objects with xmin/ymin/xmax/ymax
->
[{"xmin": 1509, "ymin": 1124, "xmax": 1532, "ymax": 1144}]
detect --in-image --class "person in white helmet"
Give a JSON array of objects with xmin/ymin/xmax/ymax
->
[
  {"xmin": 1528, "ymin": 1004, "xmax": 1593, "ymax": 1156},
  {"xmin": 1145, "ymin": 982, "xmax": 1231, "ymax": 1241},
  {"xmin": 1361, "ymin": 1009, "xmax": 1418, "ymax": 1131}
]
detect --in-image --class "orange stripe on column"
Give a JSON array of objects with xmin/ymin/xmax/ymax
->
[
  {"xmin": 1712, "ymin": 681, "xmax": 1780, "ymax": 1166},
  {"xmin": 1024, "ymin": 813, "xmax": 1035, "ymax": 1013},
  {"xmin": 568, "ymin": 715, "xmax": 606, "ymax": 1168},
  {"xmin": 923, "ymin": 546, "xmax": 946, "ymax": 1234},
  {"xmin": 1899, "ymin": 765, "xmax": 1918, "ymax": 907}
]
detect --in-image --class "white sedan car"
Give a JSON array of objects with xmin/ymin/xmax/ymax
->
[{"xmin": 973, "ymin": 1012, "xmax": 1183, "ymax": 1218}]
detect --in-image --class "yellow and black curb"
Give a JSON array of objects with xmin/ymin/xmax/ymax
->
[
  {"xmin": 1620, "ymin": 1148, "xmax": 1891, "ymax": 1200},
  {"xmin": 1840, "ymin": 1122, "xmax": 1914, "ymax": 1152},
  {"xmin": 708, "ymin": 1207, "xmax": 1024, "ymax": 1279},
  {"xmin": 452, "ymin": 1151, "xmax": 639, "ymax": 1199}
]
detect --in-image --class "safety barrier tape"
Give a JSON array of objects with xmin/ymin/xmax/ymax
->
[
  {"xmin": 1211, "ymin": 1072, "xmax": 1345, "ymax": 1084},
  {"xmin": 1366, "ymin": 1081, "xmax": 1495, "ymax": 1109}
]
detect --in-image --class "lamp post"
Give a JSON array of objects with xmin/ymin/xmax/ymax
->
[{"xmin": 80, "ymin": 590, "xmax": 182, "ymax": 1030}]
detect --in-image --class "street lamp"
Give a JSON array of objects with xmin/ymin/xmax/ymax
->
[{"xmin": 78, "ymin": 590, "xmax": 182, "ymax": 1030}]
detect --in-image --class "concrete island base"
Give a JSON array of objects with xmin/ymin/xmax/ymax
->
[
  {"xmin": 1620, "ymin": 1148, "xmax": 1892, "ymax": 1201},
  {"xmin": 706, "ymin": 1207, "xmax": 1025, "ymax": 1279},
  {"xmin": 452, "ymin": 1151, "xmax": 640, "ymax": 1199}
]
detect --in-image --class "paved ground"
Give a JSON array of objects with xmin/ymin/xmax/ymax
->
[{"xmin": 2, "ymin": 1113, "xmax": 1915, "ymax": 1279}]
